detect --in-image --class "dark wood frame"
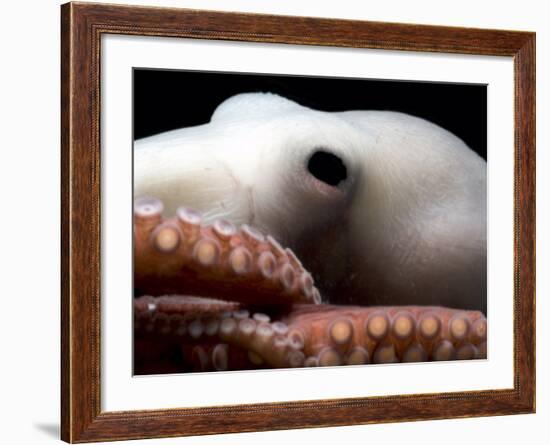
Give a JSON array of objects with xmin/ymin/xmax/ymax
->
[{"xmin": 61, "ymin": 2, "xmax": 536, "ymax": 442}]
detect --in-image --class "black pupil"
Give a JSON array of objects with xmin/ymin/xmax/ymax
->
[{"xmin": 307, "ymin": 150, "xmax": 347, "ymax": 187}]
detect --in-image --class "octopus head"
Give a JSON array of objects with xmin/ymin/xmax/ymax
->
[{"xmin": 135, "ymin": 92, "xmax": 365, "ymax": 246}]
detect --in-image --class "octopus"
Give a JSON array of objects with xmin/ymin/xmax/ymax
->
[{"xmin": 133, "ymin": 92, "xmax": 487, "ymax": 373}]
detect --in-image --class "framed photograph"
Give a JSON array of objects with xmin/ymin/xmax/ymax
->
[{"xmin": 61, "ymin": 2, "xmax": 535, "ymax": 442}]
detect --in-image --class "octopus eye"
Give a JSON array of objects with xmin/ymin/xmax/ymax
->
[{"xmin": 307, "ymin": 150, "xmax": 347, "ymax": 187}]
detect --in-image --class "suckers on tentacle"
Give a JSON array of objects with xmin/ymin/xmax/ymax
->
[
  {"xmin": 132, "ymin": 198, "xmax": 487, "ymax": 373},
  {"xmin": 134, "ymin": 197, "xmax": 320, "ymax": 306},
  {"xmin": 134, "ymin": 295, "xmax": 487, "ymax": 372}
]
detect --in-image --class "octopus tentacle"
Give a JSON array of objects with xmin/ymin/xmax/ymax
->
[
  {"xmin": 134, "ymin": 296, "xmax": 487, "ymax": 372},
  {"xmin": 134, "ymin": 296, "xmax": 305, "ymax": 370},
  {"xmin": 134, "ymin": 295, "xmax": 255, "ymax": 372},
  {"xmin": 279, "ymin": 305, "xmax": 486, "ymax": 366},
  {"xmin": 134, "ymin": 198, "xmax": 320, "ymax": 305},
  {"xmin": 133, "ymin": 199, "xmax": 487, "ymax": 373}
]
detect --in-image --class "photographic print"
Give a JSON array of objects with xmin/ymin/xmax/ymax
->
[
  {"xmin": 132, "ymin": 70, "xmax": 488, "ymax": 374},
  {"xmin": 62, "ymin": 3, "xmax": 535, "ymax": 440}
]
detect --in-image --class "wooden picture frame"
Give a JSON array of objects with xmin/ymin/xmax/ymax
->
[{"xmin": 61, "ymin": 2, "xmax": 535, "ymax": 442}]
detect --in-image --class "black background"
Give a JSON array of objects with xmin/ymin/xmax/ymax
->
[{"xmin": 134, "ymin": 69, "xmax": 487, "ymax": 160}]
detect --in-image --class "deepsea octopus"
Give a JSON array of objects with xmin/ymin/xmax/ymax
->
[{"xmin": 133, "ymin": 92, "xmax": 487, "ymax": 373}]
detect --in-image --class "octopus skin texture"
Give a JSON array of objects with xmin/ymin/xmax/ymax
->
[
  {"xmin": 133, "ymin": 92, "xmax": 487, "ymax": 373},
  {"xmin": 133, "ymin": 199, "xmax": 487, "ymax": 373}
]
